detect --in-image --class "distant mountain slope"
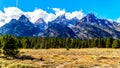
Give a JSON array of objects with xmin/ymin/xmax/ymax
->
[{"xmin": 71, "ymin": 23, "xmax": 111, "ymax": 39}]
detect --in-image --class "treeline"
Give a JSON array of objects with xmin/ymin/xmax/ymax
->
[{"xmin": 0, "ymin": 35, "xmax": 120, "ymax": 49}]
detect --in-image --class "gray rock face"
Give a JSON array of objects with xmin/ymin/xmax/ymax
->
[{"xmin": 42, "ymin": 23, "xmax": 77, "ymax": 38}]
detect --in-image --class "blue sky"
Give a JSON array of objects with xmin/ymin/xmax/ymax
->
[{"xmin": 0, "ymin": 0, "xmax": 120, "ymax": 20}]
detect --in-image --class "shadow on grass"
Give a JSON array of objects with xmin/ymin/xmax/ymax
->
[
  {"xmin": 0, "ymin": 55, "xmax": 44, "ymax": 61},
  {"xmin": 16, "ymin": 55, "xmax": 44, "ymax": 61}
]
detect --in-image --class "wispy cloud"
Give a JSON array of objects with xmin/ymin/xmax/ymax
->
[{"xmin": 16, "ymin": 0, "xmax": 18, "ymax": 7}]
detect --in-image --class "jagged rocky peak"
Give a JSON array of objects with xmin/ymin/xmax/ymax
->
[
  {"xmin": 9, "ymin": 19, "xmax": 17, "ymax": 23},
  {"xmin": 50, "ymin": 14, "xmax": 68, "ymax": 25},
  {"xmin": 11, "ymin": 19, "xmax": 17, "ymax": 21},
  {"xmin": 35, "ymin": 18, "xmax": 45, "ymax": 23},
  {"xmin": 56, "ymin": 14, "xmax": 66, "ymax": 19},
  {"xmin": 34, "ymin": 18, "xmax": 47, "ymax": 30},
  {"xmin": 86, "ymin": 13, "xmax": 96, "ymax": 19},
  {"xmin": 18, "ymin": 15, "xmax": 29, "ymax": 22},
  {"xmin": 80, "ymin": 13, "xmax": 97, "ymax": 23}
]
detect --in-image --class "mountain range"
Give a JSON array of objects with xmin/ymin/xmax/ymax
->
[{"xmin": 0, "ymin": 13, "xmax": 120, "ymax": 39}]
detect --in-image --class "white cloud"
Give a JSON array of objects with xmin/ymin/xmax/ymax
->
[
  {"xmin": 23, "ymin": 8, "xmax": 57, "ymax": 23},
  {"xmin": 52, "ymin": 8, "xmax": 84, "ymax": 20},
  {"xmin": 107, "ymin": 19, "xmax": 113, "ymax": 22},
  {"xmin": 0, "ymin": 7, "xmax": 85, "ymax": 27},
  {"xmin": 65, "ymin": 10, "xmax": 85, "ymax": 20},
  {"xmin": 0, "ymin": 7, "xmax": 56, "ymax": 27},
  {"xmin": 0, "ymin": 7, "xmax": 23, "ymax": 27},
  {"xmin": 52, "ymin": 8, "xmax": 66, "ymax": 16},
  {"xmin": 4, "ymin": 7, "xmax": 23, "ymax": 21},
  {"xmin": 116, "ymin": 18, "xmax": 120, "ymax": 23},
  {"xmin": 1, "ymin": 7, "xmax": 120, "ymax": 28}
]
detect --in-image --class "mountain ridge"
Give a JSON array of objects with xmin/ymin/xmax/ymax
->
[{"xmin": 0, "ymin": 14, "xmax": 120, "ymax": 39}]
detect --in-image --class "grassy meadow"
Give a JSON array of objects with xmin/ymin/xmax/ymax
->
[{"xmin": 0, "ymin": 48, "xmax": 120, "ymax": 68}]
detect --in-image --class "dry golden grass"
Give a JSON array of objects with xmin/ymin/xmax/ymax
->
[{"xmin": 1, "ymin": 48, "xmax": 120, "ymax": 68}]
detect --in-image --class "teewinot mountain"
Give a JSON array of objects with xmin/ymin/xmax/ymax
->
[{"xmin": 0, "ymin": 14, "xmax": 120, "ymax": 39}]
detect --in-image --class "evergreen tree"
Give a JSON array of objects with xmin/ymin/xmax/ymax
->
[
  {"xmin": 1, "ymin": 35, "xmax": 19, "ymax": 57},
  {"xmin": 106, "ymin": 37, "xmax": 113, "ymax": 48},
  {"xmin": 20, "ymin": 38, "xmax": 28, "ymax": 48},
  {"xmin": 65, "ymin": 37, "xmax": 71, "ymax": 50},
  {"xmin": 112, "ymin": 39, "xmax": 120, "ymax": 48}
]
